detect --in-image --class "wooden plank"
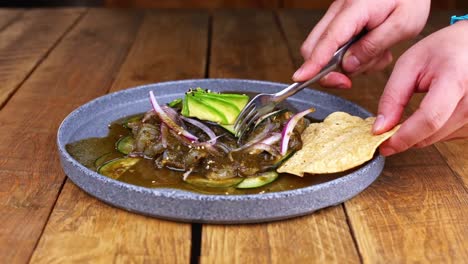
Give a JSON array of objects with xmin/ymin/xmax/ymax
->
[
  {"xmin": 279, "ymin": 9, "xmax": 468, "ymax": 262},
  {"xmin": 209, "ymin": 10, "xmax": 293, "ymax": 82},
  {"xmin": 111, "ymin": 10, "xmax": 209, "ymax": 88},
  {"xmin": 104, "ymin": 0, "xmax": 279, "ymax": 8},
  {"xmin": 0, "ymin": 8, "xmax": 85, "ymax": 108},
  {"xmin": 30, "ymin": 10, "xmax": 209, "ymax": 263},
  {"xmin": 202, "ymin": 207, "xmax": 360, "ymax": 263},
  {"xmin": 436, "ymin": 141, "xmax": 468, "ymax": 188},
  {"xmin": 0, "ymin": 9, "xmax": 142, "ymax": 263},
  {"xmin": 0, "ymin": 9, "xmax": 23, "ymax": 31},
  {"xmin": 201, "ymin": 10, "xmax": 360, "ymax": 263},
  {"xmin": 282, "ymin": 0, "xmax": 333, "ymax": 9},
  {"xmin": 347, "ymin": 165, "xmax": 468, "ymax": 262}
]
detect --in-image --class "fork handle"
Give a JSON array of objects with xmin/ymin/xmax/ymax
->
[{"xmin": 273, "ymin": 30, "xmax": 366, "ymax": 102}]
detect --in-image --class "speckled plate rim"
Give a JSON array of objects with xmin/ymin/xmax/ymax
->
[{"xmin": 57, "ymin": 78, "xmax": 384, "ymax": 223}]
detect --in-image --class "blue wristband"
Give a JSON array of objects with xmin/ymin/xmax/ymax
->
[{"xmin": 450, "ymin": 15, "xmax": 468, "ymax": 25}]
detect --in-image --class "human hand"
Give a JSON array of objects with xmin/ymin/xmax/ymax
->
[
  {"xmin": 373, "ymin": 21, "xmax": 468, "ymax": 155},
  {"xmin": 292, "ymin": 0, "xmax": 430, "ymax": 89}
]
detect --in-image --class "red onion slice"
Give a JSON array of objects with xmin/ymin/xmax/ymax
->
[
  {"xmin": 247, "ymin": 143, "xmax": 280, "ymax": 156},
  {"xmin": 162, "ymin": 105, "xmax": 185, "ymax": 127},
  {"xmin": 183, "ymin": 168, "xmax": 193, "ymax": 181},
  {"xmin": 160, "ymin": 123, "xmax": 169, "ymax": 148},
  {"xmin": 180, "ymin": 116, "xmax": 218, "ymax": 144},
  {"xmin": 149, "ymin": 91, "xmax": 198, "ymax": 142},
  {"xmin": 260, "ymin": 132, "xmax": 281, "ymax": 145},
  {"xmin": 280, "ymin": 108, "xmax": 315, "ymax": 156}
]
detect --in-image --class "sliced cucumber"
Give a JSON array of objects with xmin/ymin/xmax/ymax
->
[
  {"xmin": 116, "ymin": 136, "xmax": 135, "ymax": 154},
  {"xmin": 97, "ymin": 157, "xmax": 141, "ymax": 179},
  {"xmin": 94, "ymin": 152, "xmax": 123, "ymax": 168},
  {"xmin": 236, "ymin": 171, "xmax": 278, "ymax": 189},
  {"xmin": 271, "ymin": 151, "xmax": 294, "ymax": 169},
  {"xmin": 123, "ymin": 115, "xmax": 142, "ymax": 128},
  {"xmin": 185, "ymin": 175, "xmax": 244, "ymax": 188}
]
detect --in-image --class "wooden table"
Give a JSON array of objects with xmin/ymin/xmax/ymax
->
[{"xmin": 0, "ymin": 8, "xmax": 467, "ymax": 263}]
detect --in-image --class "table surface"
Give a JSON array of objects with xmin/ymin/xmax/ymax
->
[{"xmin": 0, "ymin": 8, "xmax": 467, "ymax": 263}]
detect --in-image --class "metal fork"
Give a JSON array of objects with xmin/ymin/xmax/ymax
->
[{"xmin": 233, "ymin": 31, "xmax": 366, "ymax": 140}]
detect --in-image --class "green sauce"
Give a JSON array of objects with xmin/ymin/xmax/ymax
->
[{"xmin": 66, "ymin": 116, "xmax": 349, "ymax": 195}]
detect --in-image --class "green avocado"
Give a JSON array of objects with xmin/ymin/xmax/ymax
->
[
  {"xmin": 220, "ymin": 124, "xmax": 235, "ymax": 133},
  {"xmin": 202, "ymin": 94, "xmax": 248, "ymax": 110},
  {"xmin": 195, "ymin": 96, "xmax": 240, "ymax": 124},
  {"xmin": 184, "ymin": 96, "xmax": 228, "ymax": 124},
  {"xmin": 181, "ymin": 88, "xmax": 250, "ymax": 130},
  {"xmin": 190, "ymin": 88, "xmax": 249, "ymax": 110}
]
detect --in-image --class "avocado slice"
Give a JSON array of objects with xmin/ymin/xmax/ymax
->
[
  {"xmin": 198, "ymin": 94, "xmax": 248, "ymax": 110},
  {"xmin": 195, "ymin": 96, "xmax": 240, "ymax": 124},
  {"xmin": 190, "ymin": 88, "xmax": 249, "ymax": 110},
  {"xmin": 184, "ymin": 96, "xmax": 228, "ymax": 124}
]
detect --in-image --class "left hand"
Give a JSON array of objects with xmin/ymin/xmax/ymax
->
[{"xmin": 373, "ymin": 21, "xmax": 468, "ymax": 156}]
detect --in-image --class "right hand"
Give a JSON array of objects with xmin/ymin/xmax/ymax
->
[{"xmin": 292, "ymin": 0, "xmax": 431, "ymax": 89}]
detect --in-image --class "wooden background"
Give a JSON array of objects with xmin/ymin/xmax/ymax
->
[
  {"xmin": 0, "ymin": 8, "xmax": 466, "ymax": 263},
  {"xmin": 103, "ymin": 0, "xmax": 468, "ymax": 9},
  {"xmin": 104, "ymin": 0, "xmax": 468, "ymax": 9},
  {"xmin": 1, "ymin": 0, "xmax": 468, "ymax": 9}
]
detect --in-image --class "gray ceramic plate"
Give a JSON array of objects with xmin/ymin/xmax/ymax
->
[{"xmin": 58, "ymin": 79, "xmax": 383, "ymax": 224}]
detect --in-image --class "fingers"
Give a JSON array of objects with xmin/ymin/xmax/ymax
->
[
  {"xmin": 316, "ymin": 50, "xmax": 392, "ymax": 90},
  {"xmin": 373, "ymin": 52, "xmax": 425, "ymax": 135},
  {"xmin": 300, "ymin": 0, "xmax": 345, "ymax": 60},
  {"xmin": 442, "ymin": 125, "xmax": 468, "ymax": 141},
  {"xmin": 351, "ymin": 50, "xmax": 393, "ymax": 75},
  {"xmin": 369, "ymin": 50, "xmax": 393, "ymax": 72},
  {"xmin": 414, "ymin": 97, "xmax": 468, "ymax": 147},
  {"xmin": 342, "ymin": 9, "xmax": 420, "ymax": 73},
  {"xmin": 379, "ymin": 78, "xmax": 463, "ymax": 156},
  {"xmin": 293, "ymin": 4, "xmax": 371, "ymax": 82},
  {"xmin": 318, "ymin": 72, "xmax": 352, "ymax": 89}
]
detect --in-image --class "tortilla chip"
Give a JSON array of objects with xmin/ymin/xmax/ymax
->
[{"xmin": 278, "ymin": 112, "xmax": 400, "ymax": 176}]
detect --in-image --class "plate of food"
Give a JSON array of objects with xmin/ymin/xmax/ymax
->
[{"xmin": 58, "ymin": 79, "xmax": 398, "ymax": 223}]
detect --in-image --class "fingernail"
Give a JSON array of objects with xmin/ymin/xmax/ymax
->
[
  {"xmin": 373, "ymin": 115, "xmax": 385, "ymax": 134},
  {"xmin": 380, "ymin": 146, "xmax": 396, "ymax": 156},
  {"xmin": 292, "ymin": 67, "xmax": 303, "ymax": 80},
  {"xmin": 343, "ymin": 53, "xmax": 360, "ymax": 72}
]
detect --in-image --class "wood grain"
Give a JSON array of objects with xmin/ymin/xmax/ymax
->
[
  {"xmin": 0, "ymin": 8, "xmax": 85, "ymax": 108},
  {"xmin": 105, "ymin": 0, "xmax": 279, "ymax": 8},
  {"xmin": 282, "ymin": 0, "xmax": 333, "ymax": 9},
  {"xmin": 102, "ymin": 0, "xmax": 467, "ymax": 9},
  {"xmin": 0, "ymin": 9, "xmax": 141, "ymax": 263},
  {"xmin": 202, "ymin": 207, "xmax": 360, "ymax": 263},
  {"xmin": 201, "ymin": 10, "xmax": 360, "ymax": 263},
  {"xmin": 347, "ymin": 166, "xmax": 468, "ymax": 262},
  {"xmin": 0, "ymin": 9, "xmax": 23, "ymax": 31},
  {"xmin": 436, "ymin": 141, "xmax": 468, "ymax": 188},
  {"xmin": 209, "ymin": 10, "xmax": 293, "ymax": 82},
  {"xmin": 279, "ymin": 9, "xmax": 468, "ymax": 263},
  {"xmin": 30, "ymin": 10, "xmax": 209, "ymax": 263}
]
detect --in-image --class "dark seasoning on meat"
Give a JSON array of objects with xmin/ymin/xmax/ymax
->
[{"xmin": 66, "ymin": 91, "xmax": 347, "ymax": 195}]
